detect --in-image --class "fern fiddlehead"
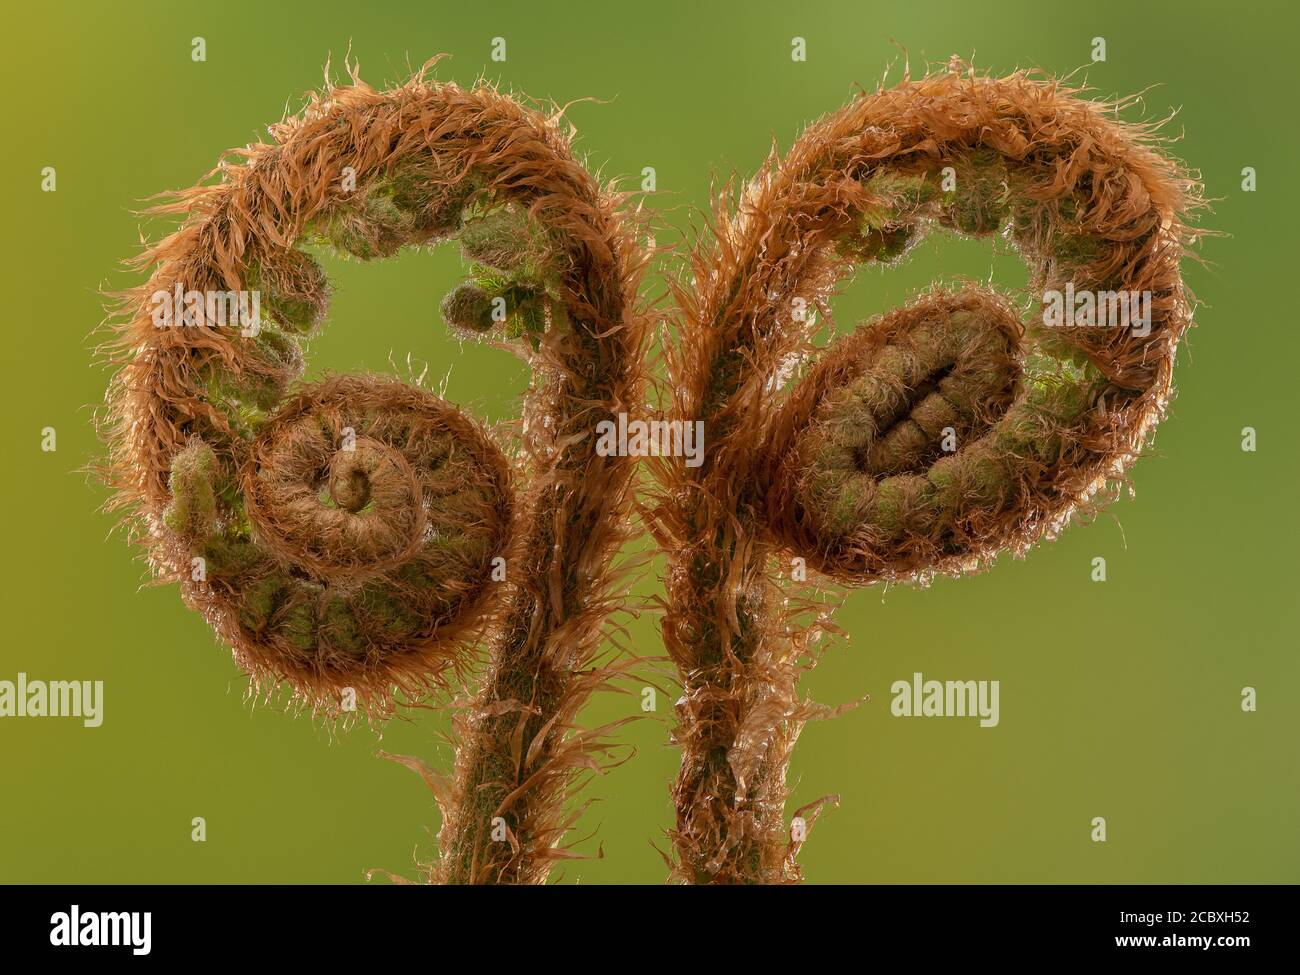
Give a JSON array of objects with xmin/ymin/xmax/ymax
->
[
  {"xmin": 101, "ymin": 57, "xmax": 1202, "ymax": 886},
  {"xmin": 657, "ymin": 63, "xmax": 1202, "ymax": 883},
  {"xmin": 102, "ymin": 64, "xmax": 650, "ymax": 884}
]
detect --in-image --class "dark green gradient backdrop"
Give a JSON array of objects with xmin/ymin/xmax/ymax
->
[{"xmin": 1, "ymin": 0, "xmax": 1295, "ymax": 883}]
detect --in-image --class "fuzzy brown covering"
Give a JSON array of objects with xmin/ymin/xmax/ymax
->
[
  {"xmin": 652, "ymin": 63, "xmax": 1202, "ymax": 883},
  {"xmin": 100, "ymin": 61, "xmax": 651, "ymax": 884}
]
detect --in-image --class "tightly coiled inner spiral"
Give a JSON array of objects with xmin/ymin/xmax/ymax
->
[{"xmin": 226, "ymin": 376, "xmax": 512, "ymax": 665}]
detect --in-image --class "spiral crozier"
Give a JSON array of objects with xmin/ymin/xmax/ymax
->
[
  {"xmin": 663, "ymin": 63, "xmax": 1200, "ymax": 883},
  {"xmin": 100, "ymin": 67, "xmax": 631, "ymax": 713},
  {"xmin": 758, "ymin": 70, "xmax": 1200, "ymax": 583}
]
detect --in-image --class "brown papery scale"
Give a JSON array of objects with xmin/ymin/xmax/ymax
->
[
  {"xmin": 653, "ymin": 62, "xmax": 1202, "ymax": 883},
  {"xmin": 99, "ymin": 61, "xmax": 651, "ymax": 884}
]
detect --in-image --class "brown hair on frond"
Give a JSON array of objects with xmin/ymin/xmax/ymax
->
[
  {"xmin": 99, "ymin": 57, "xmax": 655, "ymax": 884},
  {"xmin": 654, "ymin": 61, "xmax": 1203, "ymax": 883},
  {"xmin": 99, "ymin": 61, "xmax": 652, "ymax": 725}
]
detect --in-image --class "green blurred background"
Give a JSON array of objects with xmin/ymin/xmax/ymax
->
[{"xmin": 1, "ymin": 0, "xmax": 1295, "ymax": 884}]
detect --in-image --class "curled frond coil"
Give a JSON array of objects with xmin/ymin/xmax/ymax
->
[
  {"xmin": 102, "ymin": 63, "xmax": 651, "ymax": 882},
  {"xmin": 656, "ymin": 64, "xmax": 1202, "ymax": 883}
]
